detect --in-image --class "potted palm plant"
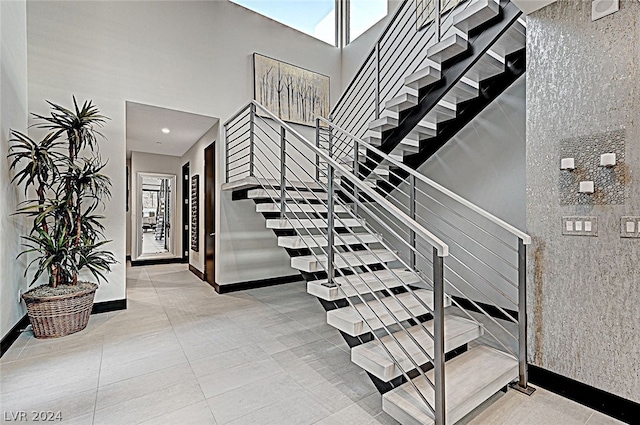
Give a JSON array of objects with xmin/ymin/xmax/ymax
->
[{"xmin": 8, "ymin": 98, "xmax": 117, "ymax": 339}]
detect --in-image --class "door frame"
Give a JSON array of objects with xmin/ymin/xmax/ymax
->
[
  {"xmin": 181, "ymin": 162, "xmax": 190, "ymax": 263},
  {"xmin": 135, "ymin": 172, "xmax": 177, "ymax": 260},
  {"xmin": 204, "ymin": 142, "xmax": 216, "ymax": 286}
]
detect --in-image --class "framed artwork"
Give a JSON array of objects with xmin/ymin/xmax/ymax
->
[
  {"xmin": 253, "ymin": 53, "xmax": 330, "ymax": 127},
  {"xmin": 190, "ymin": 175, "xmax": 199, "ymax": 252}
]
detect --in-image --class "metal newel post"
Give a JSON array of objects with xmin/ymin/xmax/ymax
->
[
  {"xmin": 327, "ymin": 164, "xmax": 335, "ymax": 287},
  {"xmin": 435, "ymin": 0, "xmax": 441, "ymax": 42},
  {"xmin": 433, "ymin": 247, "xmax": 445, "ymax": 425},
  {"xmin": 249, "ymin": 103, "xmax": 255, "ymax": 178},
  {"xmin": 280, "ymin": 126, "xmax": 286, "ymax": 218},
  {"xmin": 510, "ymin": 238, "xmax": 535, "ymax": 395},
  {"xmin": 374, "ymin": 42, "xmax": 380, "ymax": 119},
  {"xmin": 315, "ymin": 119, "xmax": 321, "ymax": 182},
  {"xmin": 353, "ymin": 139, "xmax": 360, "ymax": 216},
  {"xmin": 518, "ymin": 239, "xmax": 528, "ymax": 387},
  {"xmin": 409, "ymin": 175, "xmax": 416, "ymax": 269},
  {"xmin": 224, "ymin": 124, "xmax": 229, "ymax": 183}
]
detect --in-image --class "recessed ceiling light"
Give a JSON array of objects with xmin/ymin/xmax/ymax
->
[{"xmin": 161, "ymin": 128, "xmax": 170, "ymax": 134}]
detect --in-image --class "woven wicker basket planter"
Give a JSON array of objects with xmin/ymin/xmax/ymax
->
[{"xmin": 22, "ymin": 283, "xmax": 98, "ymax": 339}]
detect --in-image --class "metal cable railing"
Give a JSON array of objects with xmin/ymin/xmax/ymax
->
[
  {"xmin": 224, "ymin": 100, "xmax": 453, "ymax": 421},
  {"xmin": 316, "ymin": 117, "xmax": 532, "ymax": 395},
  {"xmin": 331, "ymin": 0, "xmax": 479, "ymax": 142}
]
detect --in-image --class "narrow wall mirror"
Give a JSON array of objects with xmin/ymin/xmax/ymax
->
[{"xmin": 136, "ymin": 173, "xmax": 176, "ymax": 259}]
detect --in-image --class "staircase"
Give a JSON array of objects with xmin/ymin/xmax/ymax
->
[
  {"xmin": 221, "ymin": 0, "xmax": 532, "ymax": 423},
  {"xmin": 330, "ymin": 0, "xmax": 525, "ymax": 183},
  {"xmin": 155, "ymin": 181, "xmax": 166, "ymax": 241}
]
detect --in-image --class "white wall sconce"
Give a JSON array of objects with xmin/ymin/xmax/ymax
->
[
  {"xmin": 600, "ymin": 153, "xmax": 616, "ymax": 167},
  {"xmin": 579, "ymin": 181, "xmax": 595, "ymax": 194},
  {"xmin": 592, "ymin": 0, "xmax": 619, "ymax": 21},
  {"xmin": 560, "ymin": 158, "xmax": 575, "ymax": 170}
]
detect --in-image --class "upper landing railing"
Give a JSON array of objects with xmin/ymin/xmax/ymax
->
[{"xmin": 331, "ymin": 0, "xmax": 476, "ymax": 139}]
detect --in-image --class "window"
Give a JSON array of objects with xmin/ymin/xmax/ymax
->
[
  {"xmin": 231, "ymin": 0, "xmax": 388, "ymax": 47},
  {"xmin": 231, "ymin": 0, "xmax": 336, "ymax": 46},
  {"xmin": 349, "ymin": 0, "xmax": 388, "ymax": 42}
]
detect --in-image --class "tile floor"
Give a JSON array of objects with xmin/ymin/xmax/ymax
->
[
  {"xmin": 141, "ymin": 231, "xmax": 168, "ymax": 255},
  {"xmin": 0, "ymin": 264, "xmax": 625, "ymax": 425}
]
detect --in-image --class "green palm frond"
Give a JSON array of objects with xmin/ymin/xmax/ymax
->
[{"xmin": 9, "ymin": 97, "xmax": 116, "ymax": 287}]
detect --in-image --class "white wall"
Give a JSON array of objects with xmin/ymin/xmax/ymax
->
[
  {"xmin": 419, "ymin": 75, "xmax": 526, "ymax": 229},
  {"xmin": 417, "ymin": 75, "xmax": 526, "ymax": 309},
  {"xmin": 26, "ymin": 0, "xmax": 342, "ymax": 298},
  {"xmin": 180, "ymin": 123, "xmax": 218, "ymax": 275},
  {"xmin": 1, "ymin": 0, "xmax": 28, "ymax": 339},
  {"xmin": 130, "ymin": 151, "xmax": 183, "ymax": 261}
]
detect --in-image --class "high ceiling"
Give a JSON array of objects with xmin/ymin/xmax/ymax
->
[{"xmin": 126, "ymin": 101, "xmax": 218, "ymax": 159}]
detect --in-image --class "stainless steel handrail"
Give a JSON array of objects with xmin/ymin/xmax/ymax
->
[
  {"xmin": 317, "ymin": 116, "xmax": 532, "ymax": 394},
  {"xmin": 246, "ymin": 101, "xmax": 450, "ymax": 258},
  {"xmin": 228, "ymin": 107, "xmax": 447, "ymax": 416},
  {"xmin": 331, "ymin": 0, "xmax": 411, "ymax": 114},
  {"xmin": 318, "ymin": 117, "xmax": 532, "ymax": 245}
]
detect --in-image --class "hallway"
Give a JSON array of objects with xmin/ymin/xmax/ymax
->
[{"xmin": 0, "ymin": 264, "xmax": 623, "ymax": 424}]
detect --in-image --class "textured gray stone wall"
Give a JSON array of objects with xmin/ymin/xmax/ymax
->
[{"xmin": 526, "ymin": 0, "xmax": 639, "ymax": 402}]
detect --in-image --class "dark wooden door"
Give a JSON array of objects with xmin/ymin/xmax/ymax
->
[{"xmin": 204, "ymin": 143, "xmax": 216, "ymax": 285}]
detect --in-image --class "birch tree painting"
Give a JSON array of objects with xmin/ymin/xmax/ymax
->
[{"xmin": 253, "ymin": 53, "xmax": 330, "ymax": 127}]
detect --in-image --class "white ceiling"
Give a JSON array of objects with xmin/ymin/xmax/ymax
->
[{"xmin": 126, "ymin": 101, "xmax": 218, "ymax": 159}]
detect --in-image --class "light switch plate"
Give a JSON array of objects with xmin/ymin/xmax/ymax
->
[
  {"xmin": 563, "ymin": 216, "xmax": 598, "ymax": 236},
  {"xmin": 620, "ymin": 216, "xmax": 640, "ymax": 238}
]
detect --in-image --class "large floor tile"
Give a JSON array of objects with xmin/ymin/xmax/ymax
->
[
  {"xmin": 196, "ymin": 357, "xmax": 285, "ymax": 399},
  {"xmin": 95, "ymin": 363, "xmax": 197, "ymax": 410},
  {"xmin": 207, "ymin": 372, "xmax": 305, "ymax": 424},
  {"xmin": 92, "ymin": 379, "xmax": 205, "ymax": 425},
  {"xmin": 1, "ymin": 264, "xmax": 626, "ymax": 425},
  {"xmin": 138, "ymin": 401, "xmax": 217, "ymax": 425},
  {"xmin": 98, "ymin": 347, "xmax": 188, "ymax": 386},
  {"xmin": 224, "ymin": 392, "xmax": 331, "ymax": 425}
]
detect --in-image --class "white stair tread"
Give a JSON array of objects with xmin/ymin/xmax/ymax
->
[
  {"xmin": 352, "ymin": 316, "xmax": 483, "ymax": 381},
  {"xmin": 466, "ymin": 53, "xmax": 505, "ymax": 82},
  {"xmin": 327, "ymin": 289, "xmax": 452, "ymax": 337},
  {"xmin": 372, "ymin": 168, "xmax": 390, "ymax": 177},
  {"xmin": 291, "ymin": 249, "xmax": 396, "ymax": 273},
  {"xmin": 443, "ymin": 79, "xmax": 479, "ymax": 104},
  {"xmin": 491, "ymin": 24, "xmax": 527, "ymax": 57},
  {"xmin": 222, "ymin": 176, "xmax": 323, "ymax": 192},
  {"xmin": 404, "ymin": 66, "xmax": 441, "ymax": 90},
  {"xmin": 382, "ymin": 346, "xmax": 518, "ymax": 425},
  {"xmin": 256, "ymin": 203, "xmax": 348, "ymax": 214},
  {"xmin": 307, "ymin": 269, "xmax": 421, "ymax": 301},
  {"xmin": 266, "ymin": 218, "xmax": 361, "ymax": 230},
  {"xmin": 363, "ymin": 135, "xmax": 382, "ymax": 146},
  {"xmin": 385, "ymin": 93, "xmax": 418, "ymax": 113},
  {"xmin": 248, "ymin": 188, "xmax": 327, "ymax": 201},
  {"xmin": 369, "ymin": 116, "xmax": 398, "ymax": 132},
  {"xmin": 278, "ymin": 233, "xmax": 380, "ymax": 249},
  {"xmin": 452, "ymin": 0, "xmax": 500, "ymax": 33},
  {"xmin": 427, "ymin": 34, "xmax": 468, "ymax": 63},
  {"xmin": 335, "ymin": 178, "xmax": 376, "ymax": 189}
]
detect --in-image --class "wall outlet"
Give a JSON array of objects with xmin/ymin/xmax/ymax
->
[
  {"xmin": 562, "ymin": 216, "xmax": 598, "ymax": 236},
  {"xmin": 620, "ymin": 216, "xmax": 640, "ymax": 238}
]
